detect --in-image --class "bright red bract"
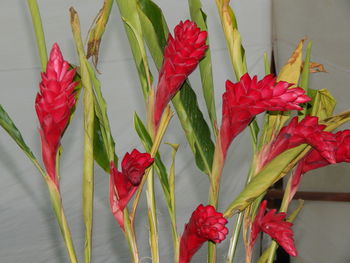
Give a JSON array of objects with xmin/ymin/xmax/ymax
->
[
  {"xmin": 35, "ymin": 43, "xmax": 78, "ymax": 188},
  {"xmin": 179, "ymin": 204, "xmax": 228, "ymax": 263}
]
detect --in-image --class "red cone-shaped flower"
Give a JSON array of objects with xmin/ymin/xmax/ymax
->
[
  {"xmin": 289, "ymin": 129, "xmax": 350, "ymax": 202},
  {"xmin": 179, "ymin": 204, "xmax": 228, "ymax": 263},
  {"xmin": 264, "ymin": 116, "xmax": 336, "ymax": 166},
  {"xmin": 35, "ymin": 43, "xmax": 78, "ymax": 187},
  {"xmin": 250, "ymin": 200, "xmax": 297, "ymax": 257},
  {"xmin": 154, "ymin": 20, "xmax": 208, "ymax": 127},
  {"xmin": 109, "ymin": 150, "xmax": 154, "ymax": 229},
  {"xmin": 220, "ymin": 73, "xmax": 310, "ymax": 157}
]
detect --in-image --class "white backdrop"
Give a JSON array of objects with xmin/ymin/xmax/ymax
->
[
  {"xmin": 273, "ymin": 1, "xmax": 350, "ymax": 263},
  {"xmin": 0, "ymin": 1, "xmax": 272, "ymax": 262}
]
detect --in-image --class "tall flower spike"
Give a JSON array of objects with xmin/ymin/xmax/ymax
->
[
  {"xmin": 250, "ymin": 200, "xmax": 297, "ymax": 257},
  {"xmin": 220, "ymin": 73, "xmax": 310, "ymax": 157},
  {"xmin": 35, "ymin": 43, "xmax": 78, "ymax": 188},
  {"xmin": 264, "ymin": 116, "xmax": 337, "ymax": 166},
  {"xmin": 289, "ymin": 129, "xmax": 350, "ymax": 202},
  {"xmin": 154, "ymin": 20, "xmax": 208, "ymax": 127},
  {"xmin": 179, "ymin": 204, "xmax": 228, "ymax": 263},
  {"xmin": 109, "ymin": 150, "xmax": 154, "ymax": 229}
]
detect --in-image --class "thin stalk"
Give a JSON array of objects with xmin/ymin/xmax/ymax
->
[
  {"xmin": 123, "ymin": 209, "xmax": 140, "ymax": 263},
  {"xmin": 27, "ymin": 0, "xmax": 47, "ymax": 71},
  {"xmin": 168, "ymin": 143, "xmax": 180, "ymax": 263},
  {"xmin": 129, "ymin": 107, "xmax": 172, "ymax": 262},
  {"xmin": 208, "ymin": 136, "xmax": 225, "ymax": 263},
  {"xmin": 146, "ymin": 166, "xmax": 159, "ymax": 263},
  {"xmin": 46, "ymin": 178, "xmax": 78, "ymax": 263},
  {"xmin": 226, "ymin": 213, "xmax": 244, "ymax": 263},
  {"xmin": 226, "ymin": 153, "xmax": 258, "ymax": 263},
  {"xmin": 70, "ymin": 8, "xmax": 95, "ymax": 263}
]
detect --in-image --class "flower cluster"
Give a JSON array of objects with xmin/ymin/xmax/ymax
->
[
  {"xmin": 154, "ymin": 20, "xmax": 208, "ymax": 127},
  {"xmin": 179, "ymin": 204, "xmax": 228, "ymax": 263},
  {"xmin": 289, "ymin": 129, "xmax": 350, "ymax": 202},
  {"xmin": 263, "ymin": 116, "xmax": 337, "ymax": 166},
  {"xmin": 109, "ymin": 149, "xmax": 154, "ymax": 229},
  {"xmin": 220, "ymin": 74, "xmax": 310, "ymax": 157},
  {"xmin": 250, "ymin": 200, "xmax": 297, "ymax": 257},
  {"xmin": 35, "ymin": 43, "xmax": 78, "ymax": 188}
]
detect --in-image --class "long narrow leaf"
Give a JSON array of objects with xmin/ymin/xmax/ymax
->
[
  {"xmin": 138, "ymin": 0, "xmax": 215, "ymax": 175},
  {"xmin": 188, "ymin": 0, "xmax": 217, "ymax": 135},
  {"xmin": 115, "ymin": 0, "xmax": 152, "ymax": 100},
  {"xmin": 0, "ymin": 105, "xmax": 36, "ymax": 160}
]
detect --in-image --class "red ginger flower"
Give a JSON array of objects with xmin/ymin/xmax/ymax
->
[
  {"xmin": 179, "ymin": 204, "xmax": 228, "ymax": 263},
  {"xmin": 250, "ymin": 200, "xmax": 297, "ymax": 257},
  {"xmin": 264, "ymin": 116, "xmax": 337, "ymax": 166},
  {"xmin": 110, "ymin": 149, "xmax": 154, "ymax": 229},
  {"xmin": 289, "ymin": 130, "xmax": 350, "ymax": 202},
  {"xmin": 220, "ymin": 73, "xmax": 310, "ymax": 157},
  {"xmin": 35, "ymin": 43, "xmax": 78, "ymax": 187},
  {"xmin": 154, "ymin": 20, "xmax": 208, "ymax": 127}
]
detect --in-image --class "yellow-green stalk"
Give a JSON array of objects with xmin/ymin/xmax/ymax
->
[
  {"xmin": 70, "ymin": 8, "xmax": 95, "ymax": 263},
  {"xmin": 27, "ymin": 0, "xmax": 47, "ymax": 71}
]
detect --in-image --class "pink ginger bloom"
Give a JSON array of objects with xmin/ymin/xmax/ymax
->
[
  {"xmin": 110, "ymin": 149, "xmax": 154, "ymax": 229},
  {"xmin": 179, "ymin": 204, "xmax": 228, "ymax": 263},
  {"xmin": 264, "ymin": 116, "xmax": 336, "ymax": 166},
  {"xmin": 154, "ymin": 20, "xmax": 208, "ymax": 127},
  {"xmin": 289, "ymin": 130, "xmax": 350, "ymax": 202},
  {"xmin": 35, "ymin": 43, "xmax": 78, "ymax": 188},
  {"xmin": 220, "ymin": 73, "xmax": 310, "ymax": 157},
  {"xmin": 250, "ymin": 200, "xmax": 297, "ymax": 257}
]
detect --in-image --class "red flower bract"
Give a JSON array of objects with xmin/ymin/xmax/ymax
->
[
  {"xmin": 250, "ymin": 200, "xmax": 297, "ymax": 257},
  {"xmin": 289, "ymin": 129, "xmax": 350, "ymax": 202},
  {"xmin": 179, "ymin": 204, "xmax": 228, "ymax": 263},
  {"xmin": 109, "ymin": 150, "xmax": 154, "ymax": 229},
  {"xmin": 220, "ymin": 73, "xmax": 310, "ymax": 157},
  {"xmin": 35, "ymin": 43, "xmax": 78, "ymax": 187},
  {"xmin": 264, "ymin": 116, "xmax": 337, "ymax": 166},
  {"xmin": 154, "ymin": 20, "xmax": 208, "ymax": 127}
]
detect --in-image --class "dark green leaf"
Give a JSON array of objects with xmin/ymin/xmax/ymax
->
[
  {"xmin": 189, "ymin": 0, "xmax": 217, "ymax": 135},
  {"xmin": 0, "ymin": 105, "xmax": 36, "ymax": 160},
  {"xmin": 93, "ymin": 117, "xmax": 116, "ymax": 172},
  {"xmin": 138, "ymin": 0, "xmax": 215, "ymax": 175}
]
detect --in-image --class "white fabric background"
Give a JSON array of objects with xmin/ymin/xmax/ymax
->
[
  {"xmin": 3, "ymin": 1, "xmax": 350, "ymax": 263},
  {"xmin": 273, "ymin": 1, "xmax": 350, "ymax": 263}
]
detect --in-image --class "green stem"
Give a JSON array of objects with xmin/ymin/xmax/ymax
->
[
  {"xmin": 46, "ymin": 178, "xmax": 78, "ymax": 263},
  {"xmin": 124, "ymin": 209, "xmax": 140, "ymax": 263},
  {"xmin": 146, "ymin": 166, "xmax": 159, "ymax": 263},
  {"xmin": 226, "ymin": 152, "xmax": 258, "ymax": 263},
  {"xmin": 27, "ymin": 0, "xmax": 47, "ymax": 71},
  {"xmin": 208, "ymin": 136, "xmax": 225, "ymax": 263},
  {"xmin": 226, "ymin": 213, "xmax": 244, "ymax": 263},
  {"xmin": 70, "ymin": 9, "xmax": 95, "ymax": 263}
]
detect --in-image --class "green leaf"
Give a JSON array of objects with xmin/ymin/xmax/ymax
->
[
  {"xmin": 134, "ymin": 112, "xmax": 170, "ymax": 200},
  {"xmin": 115, "ymin": 0, "xmax": 152, "ymax": 101},
  {"xmin": 138, "ymin": 0, "xmax": 215, "ymax": 175},
  {"xmin": 188, "ymin": 0, "xmax": 217, "ymax": 135},
  {"xmin": 264, "ymin": 52, "xmax": 270, "ymax": 75},
  {"xmin": 93, "ymin": 118, "xmax": 114, "ymax": 172},
  {"xmin": 224, "ymin": 145, "xmax": 310, "ymax": 218},
  {"xmin": 306, "ymin": 88, "xmax": 336, "ymax": 121},
  {"xmin": 86, "ymin": 0, "xmax": 114, "ymax": 67},
  {"xmin": 299, "ymin": 41, "xmax": 312, "ymax": 118},
  {"xmin": 0, "ymin": 105, "xmax": 36, "ymax": 161}
]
